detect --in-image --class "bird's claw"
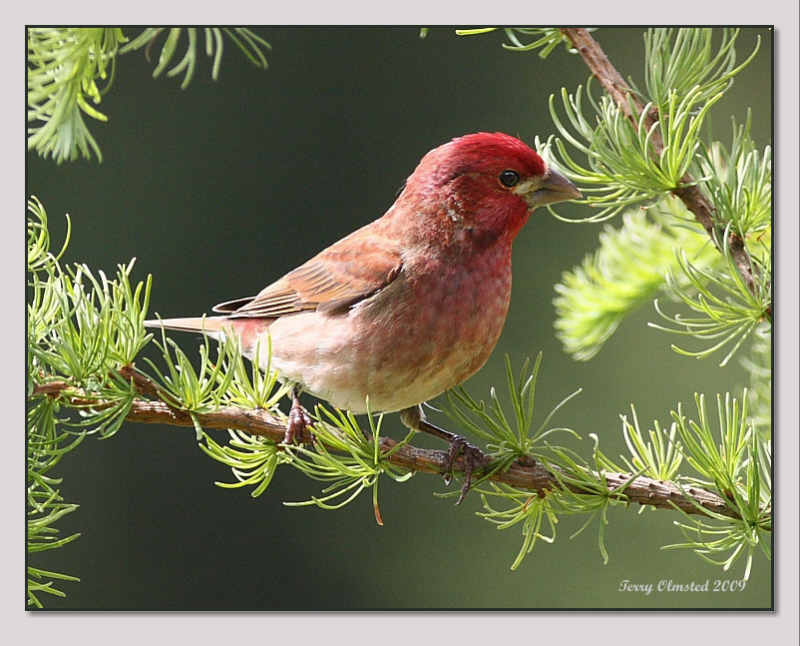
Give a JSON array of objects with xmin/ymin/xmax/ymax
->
[
  {"xmin": 399, "ymin": 405, "xmax": 490, "ymax": 504},
  {"xmin": 284, "ymin": 397, "xmax": 314, "ymax": 445},
  {"xmin": 443, "ymin": 435, "xmax": 491, "ymax": 505}
]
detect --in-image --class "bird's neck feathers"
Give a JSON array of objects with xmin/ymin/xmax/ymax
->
[{"xmin": 386, "ymin": 173, "xmax": 531, "ymax": 253}]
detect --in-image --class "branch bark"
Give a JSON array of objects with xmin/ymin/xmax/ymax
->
[
  {"xmin": 33, "ymin": 374, "xmax": 753, "ymax": 524},
  {"xmin": 560, "ymin": 28, "xmax": 768, "ymax": 317}
]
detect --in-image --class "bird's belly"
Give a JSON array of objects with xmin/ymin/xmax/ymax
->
[{"xmin": 264, "ymin": 261, "xmax": 512, "ymax": 414}]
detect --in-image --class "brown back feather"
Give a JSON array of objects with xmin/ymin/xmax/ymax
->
[{"xmin": 213, "ymin": 229, "xmax": 403, "ymax": 319}]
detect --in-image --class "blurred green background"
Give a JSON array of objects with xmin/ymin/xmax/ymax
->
[{"xmin": 27, "ymin": 27, "xmax": 772, "ymax": 610}]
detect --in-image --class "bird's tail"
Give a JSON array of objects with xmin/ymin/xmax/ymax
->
[{"xmin": 144, "ymin": 316, "xmax": 232, "ymax": 340}]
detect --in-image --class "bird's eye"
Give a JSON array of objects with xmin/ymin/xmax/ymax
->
[{"xmin": 499, "ymin": 170, "xmax": 520, "ymax": 188}]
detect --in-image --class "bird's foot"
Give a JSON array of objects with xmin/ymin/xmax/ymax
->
[
  {"xmin": 400, "ymin": 405, "xmax": 491, "ymax": 504},
  {"xmin": 443, "ymin": 435, "xmax": 492, "ymax": 505},
  {"xmin": 284, "ymin": 388, "xmax": 314, "ymax": 445}
]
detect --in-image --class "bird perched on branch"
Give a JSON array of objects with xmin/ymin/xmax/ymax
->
[{"xmin": 146, "ymin": 132, "xmax": 581, "ymax": 503}]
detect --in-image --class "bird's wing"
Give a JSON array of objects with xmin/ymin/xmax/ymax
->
[{"xmin": 213, "ymin": 230, "xmax": 403, "ymax": 318}]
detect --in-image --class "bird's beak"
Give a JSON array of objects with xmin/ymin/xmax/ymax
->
[{"xmin": 522, "ymin": 168, "xmax": 582, "ymax": 209}]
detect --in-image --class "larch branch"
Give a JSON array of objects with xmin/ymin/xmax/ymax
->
[
  {"xmin": 560, "ymin": 28, "xmax": 767, "ymax": 315},
  {"xmin": 32, "ymin": 374, "xmax": 754, "ymax": 524}
]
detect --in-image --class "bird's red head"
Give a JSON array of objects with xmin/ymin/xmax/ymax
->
[
  {"xmin": 424, "ymin": 132, "xmax": 547, "ymax": 185},
  {"xmin": 401, "ymin": 132, "xmax": 579, "ymax": 244}
]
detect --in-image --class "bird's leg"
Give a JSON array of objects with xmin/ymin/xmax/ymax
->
[
  {"xmin": 400, "ymin": 405, "xmax": 490, "ymax": 505},
  {"xmin": 285, "ymin": 385, "xmax": 314, "ymax": 445}
]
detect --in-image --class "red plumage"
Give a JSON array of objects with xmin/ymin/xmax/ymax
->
[{"xmin": 146, "ymin": 132, "xmax": 581, "ymax": 499}]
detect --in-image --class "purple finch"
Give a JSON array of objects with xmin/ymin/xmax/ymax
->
[{"xmin": 147, "ymin": 132, "xmax": 581, "ymax": 502}]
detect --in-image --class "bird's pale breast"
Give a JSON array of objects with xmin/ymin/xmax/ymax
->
[{"xmin": 263, "ymin": 242, "xmax": 513, "ymax": 413}]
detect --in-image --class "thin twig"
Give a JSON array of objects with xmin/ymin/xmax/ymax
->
[
  {"xmin": 32, "ymin": 374, "xmax": 754, "ymax": 523},
  {"xmin": 560, "ymin": 28, "xmax": 766, "ymax": 313}
]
